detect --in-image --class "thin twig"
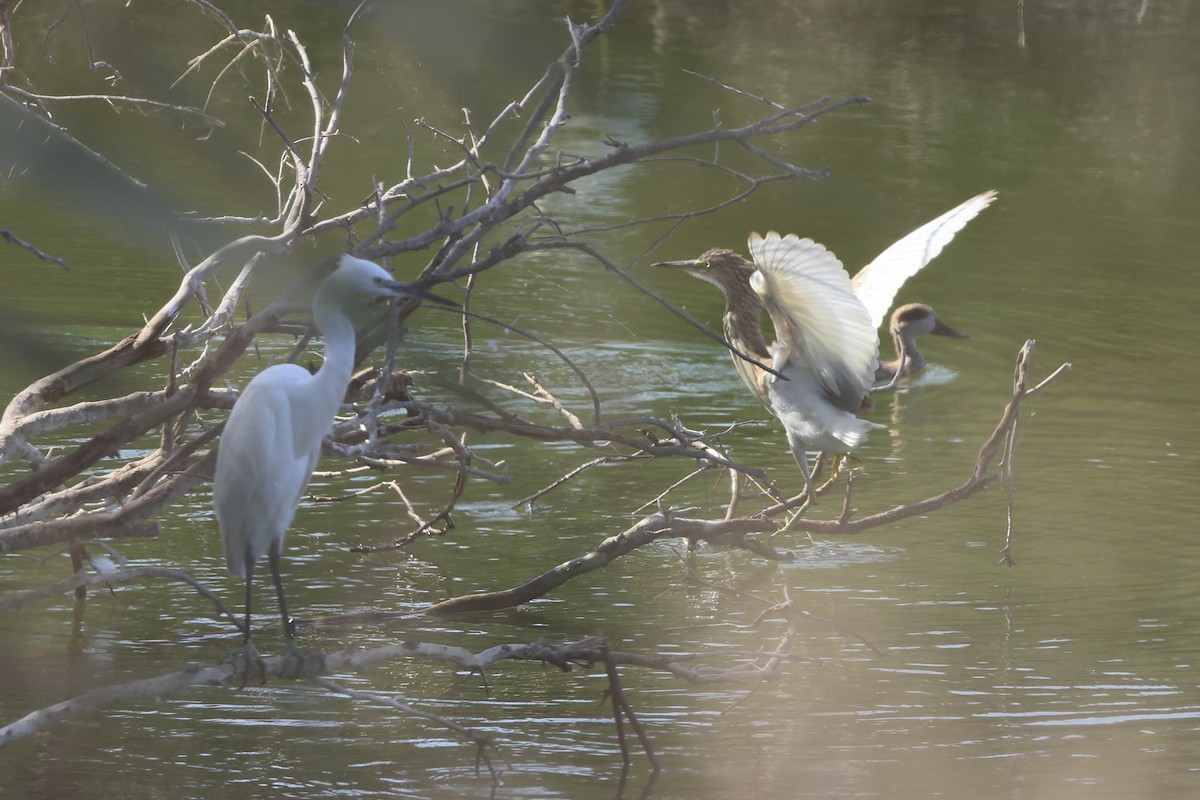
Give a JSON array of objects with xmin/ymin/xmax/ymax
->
[{"xmin": 0, "ymin": 228, "xmax": 71, "ymax": 270}]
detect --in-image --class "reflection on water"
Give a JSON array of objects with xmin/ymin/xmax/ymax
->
[{"xmin": 3, "ymin": 0, "xmax": 1200, "ymax": 798}]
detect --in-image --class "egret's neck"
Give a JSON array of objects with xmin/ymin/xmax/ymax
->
[{"xmin": 311, "ymin": 297, "xmax": 359, "ymax": 419}]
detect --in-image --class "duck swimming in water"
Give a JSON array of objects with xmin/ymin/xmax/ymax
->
[{"xmin": 875, "ymin": 302, "xmax": 970, "ymax": 383}]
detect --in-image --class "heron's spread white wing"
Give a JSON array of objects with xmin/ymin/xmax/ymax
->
[
  {"xmin": 851, "ymin": 190, "xmax": 997, "ymax": 330},
  {"xmin": 748, "ymin": 231, "xmax": 878, "ymax": 411}
]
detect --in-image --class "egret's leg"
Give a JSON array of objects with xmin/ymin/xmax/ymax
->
[
  {"xmin": 243, "ymin": 567, "xmax": 254, "ymax": 644},
  {"xmin": 268, "ymin": 542, "xmax": 294, "ymax": 641},
  {"xmin": 226, "ymin": 547, "xmax": 267, "ymax": 686},
  {"xmin": 269, "ymin": 542, "xmax": 324, "ymax": 679}
]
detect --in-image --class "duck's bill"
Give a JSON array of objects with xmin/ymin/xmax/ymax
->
[{"xmin": 932, "ymin": 318, "xmax": 969, "ymax": 339}]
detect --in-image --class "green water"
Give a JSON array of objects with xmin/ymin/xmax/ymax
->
[{"xmin": 2, "ymin": 1, "xmax": 1199, "ymax": 798}]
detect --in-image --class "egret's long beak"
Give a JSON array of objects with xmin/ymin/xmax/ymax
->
[
  {"xmin": 931, "ymin": 317, "xmax": 969, "ymax": 339},
  {"xmin": 384, "ymin": 281, "xmax": 460, "ymax": 309}
]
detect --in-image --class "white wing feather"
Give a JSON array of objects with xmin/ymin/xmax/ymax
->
[
  {"xmin": 748, "ymin": 231, "xmax": 878, "ymax": 410},
  {"xmin": 851, "ymin": 190, "xmax": 997, "ymax": 330}
]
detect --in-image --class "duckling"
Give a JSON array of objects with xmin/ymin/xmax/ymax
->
[{"xmin": 875, "ymin": 302, "xmax": 969, "ymax": 383}]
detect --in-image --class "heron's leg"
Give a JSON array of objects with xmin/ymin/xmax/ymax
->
[
  {"xmin": 785, "ymin": 432, "xmax": 817, "ymax": 500},
  {"xmin": 268, "ymin": 541, "xmax": 324, "ymax": 680},
  {"xmin": 782, "ymin": 432, "xmax": 817, "ymax": 530}
]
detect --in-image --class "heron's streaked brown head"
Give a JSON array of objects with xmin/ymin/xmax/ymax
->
[
  {"xmin": 653, "ymin": 248, "xmax": 757, "ymax": 298},
  {"xmin": 653, "ymin": 246, "xmax": 771, "ymax": 370},
  {"xmin": 890, "ymin": 302, "xmax": 968, "ymax": 339}
]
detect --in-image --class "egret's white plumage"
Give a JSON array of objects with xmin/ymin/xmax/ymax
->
[
  {"xmin": 655, "ymin": 190, "xmax": 995, "ymax": 495},
  {"xmin": 213, "ymin": 254, "xmax": 450, "ymax": 676}
]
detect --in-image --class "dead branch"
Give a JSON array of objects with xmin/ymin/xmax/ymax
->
[
  {"xmin": 0, "ymin": 623, "xmax": 815, "ymax": 755},
  {"xmin": 0, "ymin": 0, "xmax": 12, "ymax": 91},
  {"xmin": 0, "ymin": 563, "xmax": 239, "ymax": 626},
  {"xmin": 426, "ymin": 509, "xmax": 780, "ymax": 614},
  {"xmin": 0, "ymin": 635, "xmax": 614, "ymax": 753},
  {"xmin": 0, "ymin": 227, "xmax": 71, "ymax": 270},
  {"xmin": 601, "ymin": 642, "xmax": 660, "ymax": 775},
  {"xmin": 0, "ymin": 451, "xmax": 214, "ymax": 553},
  {"xmin": 0, "ymin": 662, "xmax": 232, "ymax": 749},
  {"xmin": 770, "ymin": 340, "xmax": 1069, "ymax": 534},
  {"xmin": 3, "ymin": 85, "xmax": 222, "ymax": 126}
]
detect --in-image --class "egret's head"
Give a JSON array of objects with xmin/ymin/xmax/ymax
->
[
  {"xmin": 322, "ymin": 255, "xmax": 456, "ymax": 308},
  {"xmin": 653, "ymin": 248, "xmax": 756, "ymax": 298},
  {"xmin": 329, "ymin": 255, "xmax": 409, "ymax": 299}
]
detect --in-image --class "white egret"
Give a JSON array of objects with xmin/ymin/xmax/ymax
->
[
  {"xmin": 655, "ymin": 190, "xmax": 996, "ymax": 495},
  {"xmin": 213, "ymin": 254, "xmax": 453, "ymax": 679}
]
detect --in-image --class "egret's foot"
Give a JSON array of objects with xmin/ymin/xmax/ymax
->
[
  {"xmin": 224, "ymin": 641, "xmax": 267, "ymax": 688},
  {"xmin": 279, "ymin": 640, "xmax": 326, "ymax": 680}
]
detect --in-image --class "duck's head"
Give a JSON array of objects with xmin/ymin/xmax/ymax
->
[{"xmin": 890, "ymin": 303, "xmax": 968, "ymax": 340}]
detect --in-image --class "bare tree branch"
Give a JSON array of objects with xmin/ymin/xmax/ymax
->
[
  {"xmin": 427, "ymin": 509, "xmax": 781, "ymax": 614},
  {"xmin": 0, "ymin": 227, "xmax": 71, "ymax": 269}
]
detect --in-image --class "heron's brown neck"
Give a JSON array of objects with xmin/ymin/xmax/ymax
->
[
  {"xmin": 715, "ymin": 276, "xmax": 773, "ymax": 406},
  {"xmin": 720, "ymin": 282, "xmax": 770, "ymax": 362}
]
